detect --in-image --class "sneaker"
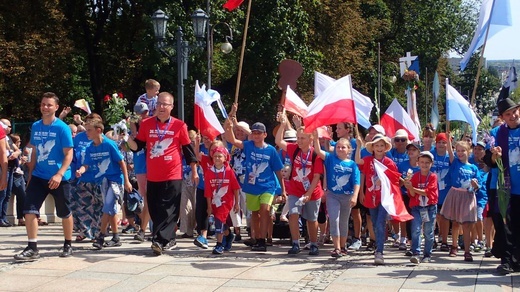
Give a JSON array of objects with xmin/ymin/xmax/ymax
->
[
  {"xmin": 399, "ymin": 243, "xmax": 407, "ymax": 251},
  {"xmin": 374, "ymin": 252, "xmax": 384, "ymax": 265},
  {"xmin": 469, "ymin": 243, "xmax": 475, "ymax": 252},
  {"xmin": 134, "ymin": 230, "xmax": 145, "ymax": 243},
  {"xmin": 474, "ymin": 241, "xmax": 483, "ymax": 252},
  {"xmin": 410, "ymin": 255, "xmax": 420, "ymax": 264},
  {"xmin": 164, "ymin": 240, "xmax": 177, "ymax": 250},
  {"xmin": 303, "ymin": 243, "xmax": 311, "ymax": 250},
  {"xmin": 151, "ymin": 241, "xmax": 163, "ymax": 256},
  {"xmin": 331, "ymin": 248, "xmax": 343, "ymax": 258},
  {"xmin": 392, "ymin": 240, "xmax": 400, "ymax": 248},
  {"xmin": 484, "ymin": 250, "xmax": 493, "ymax": 258},
  {"xmin": 324, "ymin": 236, "xmax": 333, "ymax": 244},
  {"xmin": 234, "ymin": 234, "xmax": 242, "ymax": 242},
  {"xmin": 464, "ymin": 252, "xmax": 473, "ymax": 262},
  {"xmin": 287, "ymin": 243, "xmax": 301, "ymax": 255},
  {"xmin": 348, "ymin": 238, "xmax": 362, "ymax": 250},
  {"xmin": 59, "ymin": 245, "xmax": 73, "ymax": 258},
  {"xmin": 308, "ymin": 244, "xmax": 319, "ymax": 256},
  {"xmin": 251, "ymin": 242, "xmax": 267, "ymax": 252},
  {"xmin": 266, "ymin": 238, "xmax": 273, "ymax": 246},
  {"xmin": 496, "ymin": 263, "xmax": 515, "ymax": 275},
  {"xmin": 405, "ymin": 250, "xmax": 413, "ymax": 256},
  {"xmin": 181, "ymin": 233, "xmax": 194, "ymax": 238},
  {"xmin": 122, "ymin": 225, "xmax": 138, "ymax": 234},
  {"xmin": 104, "ymin": 237, "xmax": 122, "ymax": 247},
  {"xmin": 366, "ymin": 241, "xmax": 375, "ymax": 251},
  {"xmin": 422, "ymin": 256, "xmax": 432, "ymax": 263},
  {"xmin": 194, "ymin": 235, "xmax": 209, "ymax": 249},
  {"xmin": 458, "ymin": 235, "xmax": 464, "ymax": 249},
  {"xmin": 440, "ymin": 243, "xmax": 449, "ymax": 252},
  {"xmin": 14, "ymin": 247, "xmax": 40, "ymax": 261},
  {"xmin": 224, "ymin": 233, "xmax": 235, "ymax": 251},
  {"xmin": 92, "ymin": 236, "xmax": 105, "ymax": 250},
  {"xmin": 212, "ymin": 245, "xmax": 224, "ymax": 255}
]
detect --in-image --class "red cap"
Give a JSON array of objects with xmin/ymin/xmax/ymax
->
[{"xmin": 436, "ymin": 133, "xmax": 448, "ymax": 143}]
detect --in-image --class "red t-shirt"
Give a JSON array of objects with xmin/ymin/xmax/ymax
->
[
  {"xmin": 409, "ymin": 171, "xmax": 439, "ymax": 208},
  {"xmin": 135, "ymin": 117, "xmax": 191, "ymax": 182},
  {"xmin": 0, "ymin": 127, "xmax": 5, "ymax": 140},
  {"xmin": 361, "ymin": 156, "xmax": 398, "ymax": 208},
  {"xmin": 286, "ymin": 143, "xmax": 324, "ymax": 200},
  {"xmin": 204, "ymin": 164, "xmax": 240, "ymax": 222}
]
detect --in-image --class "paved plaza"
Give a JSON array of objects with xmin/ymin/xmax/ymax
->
[{"xmin": 0, "ymin": 224, "xmax": 518, "ymax": 291}]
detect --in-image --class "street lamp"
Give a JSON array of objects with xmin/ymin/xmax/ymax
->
[
  {"xmin": 208, "ymin": 22, "xmax": 233, "ymax": 89},
  {"xmin": 151, "ymin": 9, "xmax": 208, "ymax": 121}
]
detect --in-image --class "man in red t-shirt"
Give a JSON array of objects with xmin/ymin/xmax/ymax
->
[{"xmin": 127, "ymin": 92, "xmax": 198, "ymax": 255}]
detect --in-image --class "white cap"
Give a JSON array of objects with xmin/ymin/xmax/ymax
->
[
  {"xmin": 394, "ymin": 129, "xmax": 409, "ymax": 138},
  {"xmin": 236, "ymin": 121, "xmax": 251, "ymax": 134},
  {"xmin": 369, "ymin": 124, "xmax": 386, "ymax": 136}
]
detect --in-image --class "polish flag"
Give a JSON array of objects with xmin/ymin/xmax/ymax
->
[
  {"xmin": 284, "ymin": 85, "xmax": 308, "ymax": 117},
  {"xmin": 314, "ymin": 72, "xmax": 373, "ymax": 129},
  {"xmin": 303, "ymin": 75, "xmax": 356, "ymax": 133},
  {"xmin": 194, "ymin": 81, "xmax": 225, "ymax": 140},
  {"xmin": 380, "ymin": 98, "xmax": 420, "ymax": 141},
  {"xmin": 223, "ymin": 0, "xmax": 244, "ymax": 11},
  {"xmin": 74, "ymin": 99, "xmax": 92, "ymax": 114},
  {"xmin": 373, "ymin": 159, "xmax": 414, "ymax": 222}
]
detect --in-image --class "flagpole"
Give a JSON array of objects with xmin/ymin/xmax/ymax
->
[
  {"xmin": 425, "ymin": 67, "xmax": 428, "ymax": 126},
  {"xmin": 377, "ymin": 42, "xmax": 381, "ymax": 123},
  {"xmin": 470, "ymin": 0, "xmax": 496, "ymax": 107},
  {"xmin": 233, "ymin": 0, "xmax": 252, "ymax": 104},
  {"xmin": 446, "ymin": 78, "xmax": 450, "ymax": 133}
]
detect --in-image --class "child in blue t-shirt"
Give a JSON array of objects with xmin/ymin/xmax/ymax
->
[
  {"xmin": 314, "ymin": 134, "xmax": 360, "ymax": 257},
  {"xmin": 76, "ymin": 118, "xmax": 133, "ymax": 249}
]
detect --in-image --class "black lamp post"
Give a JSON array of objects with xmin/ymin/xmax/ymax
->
[{"xmin": 151, "ymin": 9, "xmax": 208, "ymax": 121}]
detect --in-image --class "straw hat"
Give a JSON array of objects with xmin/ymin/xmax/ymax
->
[{"xmin": 365, "ymin": 134, "xmax": 392, "ymax": 153}]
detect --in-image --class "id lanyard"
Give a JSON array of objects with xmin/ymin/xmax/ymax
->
[
  {"xmin": 156, "ymin": 118, "xmax": 171, "ymax": 141},
  {"xmin": 214, "ymin": 167, "xmax": 226, "ymax": 194},
  {"xmin": 419, "ymin": 172, "xmax": 430, "ymax": 207},
  {"xmin": 300, "ymin": 149, "xmax": 311, "ymax": 176}
]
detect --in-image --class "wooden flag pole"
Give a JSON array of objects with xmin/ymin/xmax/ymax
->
[
  {"xmin": 233, "ymin": 0, "xmax": 253, "ymax": 104},
  {"xmin": 470, "ymin": 2, "xmax": 494, "ymax": 108}
]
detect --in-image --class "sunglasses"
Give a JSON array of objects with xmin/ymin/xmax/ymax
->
[{"xmin": 394, "ymin": 138, "xmax": 407, "ymax": 142}]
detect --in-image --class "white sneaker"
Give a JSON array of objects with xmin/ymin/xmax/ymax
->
[
  {"xmin": 349, "ymin": 238, "xmax": 362, "ymax": 250},
  {"xmin": 374, "ymin": 252, "xmax": 384, "ymax": 265}
]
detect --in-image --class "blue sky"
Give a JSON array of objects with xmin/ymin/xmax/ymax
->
[{"xmin": 475, "ymin": 0, "xmax": 519, "ymax": 60}]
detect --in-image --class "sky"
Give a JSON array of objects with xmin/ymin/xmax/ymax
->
[{"xmin": 471, "ymin": 0, "xmax": 520, "ymax": 60}]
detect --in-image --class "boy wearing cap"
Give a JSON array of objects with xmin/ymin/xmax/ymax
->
[
  {"xmin": 404, "ymin": 151, "xmax": 438, "ymax": 264},
  {"xmin": 224, "ymin": 119, "xmax": 286, "ymax": 252},
  {"xmin": 431, "ymin": 133, "xmax": 454, "ymax": 251}
]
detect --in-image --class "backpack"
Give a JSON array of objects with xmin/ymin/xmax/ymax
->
[{"xmin": 125, "ymin": 189, "xmax": 144, "ymax": 214}]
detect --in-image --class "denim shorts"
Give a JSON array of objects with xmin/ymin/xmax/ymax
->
[
  {"xmin": 24, "ymin": 176, "xmax": 71, "ymax": 218},
  {"xmin": 101, "ymin": 179, "xmax": 123, "ymax": 216}
]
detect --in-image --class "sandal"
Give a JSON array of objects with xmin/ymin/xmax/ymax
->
[
  {"xmin": 449, "ymin": 246, "xmax": 458, "ymax": 257},
  {"xmin": 75, "ymin": 235, "xmax": 87, "ymax": 242},
  {"xmin": 37, "ymin": 219, "xmax": 48, "ymax": 226},
  {"xmin": 331, "ymin": 248, "xmax": 343, "ymax": 258},
  {"xmin": 464, "ymin": 252, "xmax": 473, "ymax": 262},
  {"xmin": 18, "ymin": 221, "xmax": 25, "ymax": 226}
]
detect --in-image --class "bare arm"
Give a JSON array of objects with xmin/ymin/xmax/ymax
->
[
  {"xmin": 355, "ymin": 136, "xmax": 364, "ymax": 165},
  {"xmin": 312, "ymin": 131, "xmax": 326, "ymax": 160},
  {"xmin": 0, "ymin": 138, "xmax": 8, "ymax": 190},
  {"xmin": 447, "ymin": 133, "xmax": 454, "ymax": 163},
  {"xmin": 224, "ymin": 119, "xmax": 243, "ymax": 149},
  {"xmin": 118, "ymin": 160, "xmax": 133, "ymax": 192},
  {"xmin": 48, "ymin": 147, "xmax": 73, "ymax": 190}
]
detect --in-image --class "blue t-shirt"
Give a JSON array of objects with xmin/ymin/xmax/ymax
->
[
  {"xmin": 278, "ymin": 149, "xmax": 291, "ymax": 166},
  {"xmin": 241, "ymin": 141, "xmax": 284, "ymax": 195},
  {"xmin": 475, "ymin": 169, "xmax": 488, "ymax": 208},
  {"xmin": 431, "ymin": 150, "xmax": 451, "ymax": 204},
  {"xmin": 72, "ymin": 131, "xmax": 92, "ymax": 175},
  {"xmin": 133, "ymin": 149, "xmax": 146, "ymax": 175},
  {"xmin": 389, "ymin": 148, "xmax": 409, "ymax": 166},
  {"xmin": 323, "ymin": 152, "xmax": 360, "ymax": 195},
  {"xmin": 83, "ymin": 138, "xmax": 124, "ymax": 184},
  {"xmin": 492, "ymin": 126, "xmax": 520, "ymax": 195},
  {"xmin": 447, "ymin": 158, "xmax": 479, "ymax": 190},
  {"xmin": 398, "ymin": 160, "xmax": 420, "ymax": 195},
  {"xmin": 197, "ymin": 144, "xmax": 208, "ymax": 190},
  {"xmin": 31, "ymin": 118, "xmax": 74, "ymax": 181}
]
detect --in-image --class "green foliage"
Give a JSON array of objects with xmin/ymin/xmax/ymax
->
[{"xmin": 103, "ymin": 93, "xmax": 130, "ymax": 126}]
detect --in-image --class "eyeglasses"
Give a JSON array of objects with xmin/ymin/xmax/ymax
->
[
  {"xmin": 156, "ymin": 102, "xmax": 173, "ymax": 107},
  {"xmin": 394, "ymin": 138, "xmax": 407, "ymax": 142}
]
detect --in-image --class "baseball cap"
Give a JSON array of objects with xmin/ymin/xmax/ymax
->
[
  {"xmin": 369, "ymin": 124, "xmax": 386, "ymax": 136},
  {"xmin": 251, "ymin": 122, "xmax": 267, "ymax": 133},
  {"xmin": 133, "ymin": 102, "xmax": 149, "ymax": 115},
  {"xmin": 406, "ymin": 141, "xmax": 421, "ymax": 151},
  {"xmin": 418, "ymin": 151, "xmax": 434, "ymax": 161}
]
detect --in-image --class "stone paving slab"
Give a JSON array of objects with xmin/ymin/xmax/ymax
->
[{"xmin": 1, "ymin": 224, "xmax": 520, "ymax": 291}]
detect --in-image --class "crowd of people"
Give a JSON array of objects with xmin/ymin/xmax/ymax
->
[{"xmin": 2, "ymin": 79, "xmax": 519, "ymax": 275}]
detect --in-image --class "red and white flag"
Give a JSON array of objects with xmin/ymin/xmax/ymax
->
[
  {"xmin": 74, "ymin": 99, "xmax": 91, "ymax": 114},
  {"xmin": 284, "ymin": 85, "xmax": 308, "ymax": 117},
  {"xmin": 194, "ymin": 81, "xmax": 225, "ymax": 141},
  {"xmin": 380, "ymin": 98, "xmax": 420, "ymax": 141},
  {"xmin": 223, "ymin": 0, "xmax": 244, "ymax": 11},
  {"xmin": 373, "ymin": 159, "xmax": 413, "ymax": 222},
  {"xmin": 304, "ymin": 75, "xmax": 356, "ymax": 133}
]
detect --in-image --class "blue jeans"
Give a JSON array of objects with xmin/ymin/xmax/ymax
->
[
  {"xmin": 369, "ymin": 204, "xmax": 388, "ymax": 253},
  {"xmin": 0, "ymin": 168, "xmax": 14, "ymax": 222},
  {"xmin": 410, "ymin": 205, "xmax": 437, "ymax": 257}
]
